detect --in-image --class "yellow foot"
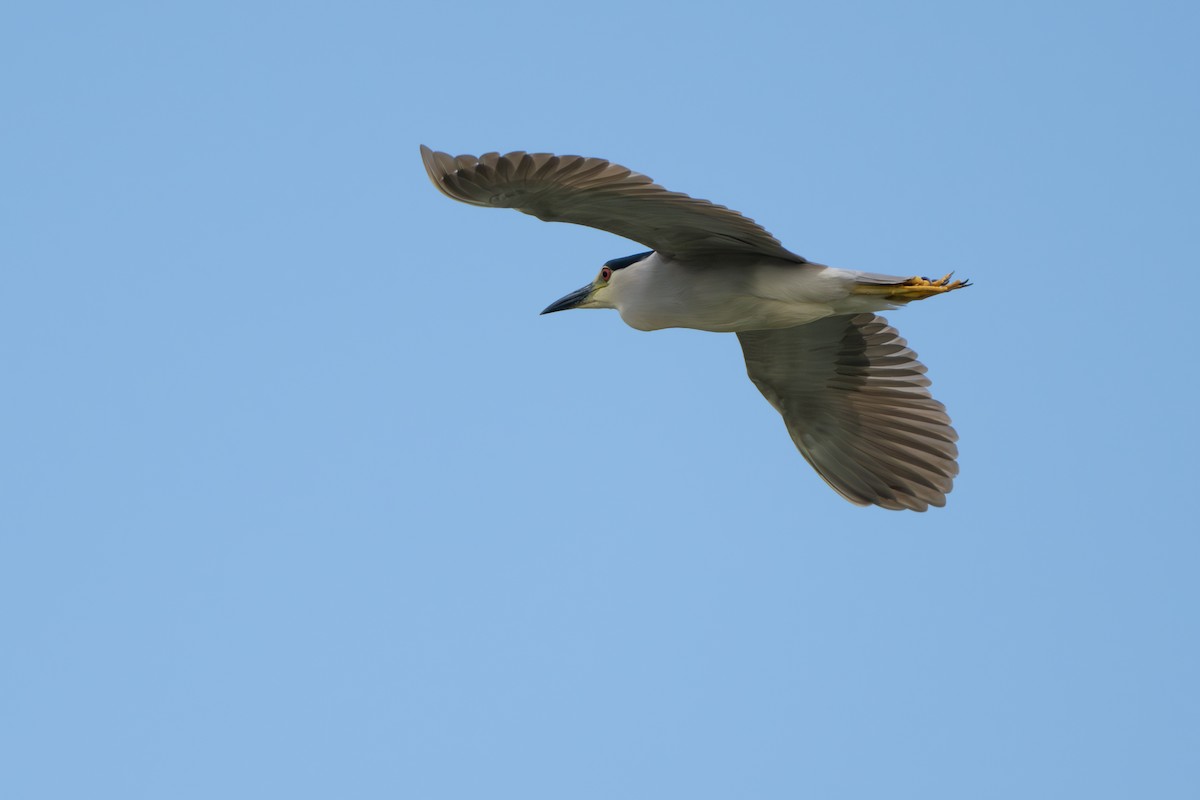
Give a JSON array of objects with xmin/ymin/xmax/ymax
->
[{"xmin": 852, "ymin": 273, "xmax": 971, "ymax": 301}]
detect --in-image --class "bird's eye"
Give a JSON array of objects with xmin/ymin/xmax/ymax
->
[{"xmin": 600, "ymin": 267, "xmax": 613, "ymax": 281}]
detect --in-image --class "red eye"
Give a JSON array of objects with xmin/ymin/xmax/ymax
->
[{"xmin": 600, "ymin": 267, "xmax": 613, "ymax": 281}]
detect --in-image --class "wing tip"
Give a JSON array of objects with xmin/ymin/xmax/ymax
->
[
  {"xmin": 418, "ymin": 143, "xmax": 444, "ymax": 188},
  {"xmin": 419, "ymin": 144, "xmax": 481, "ymax": 203}
]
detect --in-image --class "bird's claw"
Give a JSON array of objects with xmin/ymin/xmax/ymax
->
[{"xmin": 852, "ymin": 273, "xmax": 971, "ymax": 301}]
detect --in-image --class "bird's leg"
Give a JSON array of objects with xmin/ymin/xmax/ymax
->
[{"xmin": 851, "ymin": 273, "xmax": 971, "ymax": 302}]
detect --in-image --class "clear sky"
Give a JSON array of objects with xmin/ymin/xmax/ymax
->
[{"xmin": 3, "ymin": 1, "xmax": 1198, "ymax": 798}]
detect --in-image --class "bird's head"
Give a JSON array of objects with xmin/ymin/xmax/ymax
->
[{"xmin": 540, "ymin": 251, "xmax": 652, "ymax": 315}]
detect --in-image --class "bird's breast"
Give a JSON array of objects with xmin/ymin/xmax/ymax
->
[{"xmin": 614, "ymin": 258, "xmax": 852, "ymax": 333}]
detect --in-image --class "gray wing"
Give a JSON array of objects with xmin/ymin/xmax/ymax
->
[
  {"xmin": 420, "ymin": 145, "xmax": 806, "ymax": 262},
  {"xmin": 738, "ymin": 314, "xmax": 959, "ymax": 511}
]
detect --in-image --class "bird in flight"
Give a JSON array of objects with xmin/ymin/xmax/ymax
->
[{"xmin": 420, "ymin": 146, "xmax": 968, "ymax": 511}]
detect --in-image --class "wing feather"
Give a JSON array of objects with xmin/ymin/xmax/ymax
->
[
  {"xmin": 738, "ymin": 313, "xmax": 959, "ymax": 511},
  {"xmin": 420, "ymin": 145, "xmax": 806, "ymax": 261}
]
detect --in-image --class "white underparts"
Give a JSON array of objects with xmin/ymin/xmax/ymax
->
[{"xmin": 606, "ymin": 254, "xmax": 905, "ymax": 333}]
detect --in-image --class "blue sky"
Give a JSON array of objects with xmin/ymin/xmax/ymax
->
[{"xmin": 3, "ymin": 1, "xmax": 1198, "ymax": 797}]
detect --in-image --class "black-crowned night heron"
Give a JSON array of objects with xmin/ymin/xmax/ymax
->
[{"xmin": 421, "ymin": 146, "xmax": 968, "ymax": 511}]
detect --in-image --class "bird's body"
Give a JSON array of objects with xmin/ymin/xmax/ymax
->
[
  {"xmin": 597, "ymin": 252, "xmax": 908, "ymax": 333},
  {"xmin": 421, "ymin": 146, "xmax": 969, "ymax": 511}
]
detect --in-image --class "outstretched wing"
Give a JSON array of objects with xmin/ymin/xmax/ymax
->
[
  {"xmin": 738, "ymin": 314, "xmax": 959, "ymax": 511},
  {"xmin": 420, "ymin": 146, "xmax": 805, "ymax": 262}
]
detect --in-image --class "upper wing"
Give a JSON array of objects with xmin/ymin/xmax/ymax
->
[
  {"xmin": 420, "ymin": 146, "xmax": 806, "ymax": 262},
  {"xmin": 737, "ymin": 314, "xmax": 959, "ymax": 511}
]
